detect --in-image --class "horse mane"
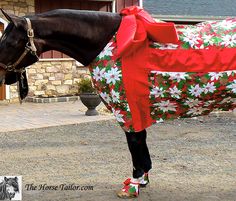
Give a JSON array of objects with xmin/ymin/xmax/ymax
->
[{"xmin": 0, "ymin": 180, "xmax": 7, "ymax": 200}]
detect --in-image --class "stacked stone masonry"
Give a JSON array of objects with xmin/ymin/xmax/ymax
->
[
  {"xmin": 27, "ymin": 60, "xmax": 90, "ymax": 98},
  {"xmin": 0, "ymin": 0, "xmax": 35, "ymax": 16}
]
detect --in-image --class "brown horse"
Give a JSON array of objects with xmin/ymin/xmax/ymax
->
[
  {"xmin": 0, "ymin": 8, "xmax": 235, "ymax": 198},
  {"xmin": 0, "ymin": 9, "xmax": 150, "ymax": 198}
]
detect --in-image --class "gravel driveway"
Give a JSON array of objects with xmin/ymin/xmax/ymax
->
[{"xmin": 0, "ymin": 112, "xmax": 235, "ymax": 201}]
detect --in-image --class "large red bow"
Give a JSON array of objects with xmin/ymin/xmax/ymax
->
[{"xmin": 117, "ymin": 6, "xmax": 179, "ymax": 57}]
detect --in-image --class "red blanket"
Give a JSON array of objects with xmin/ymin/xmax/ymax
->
[{"xmin": 90, "ymin": 6, "xmax": 236, "ymax": 132}]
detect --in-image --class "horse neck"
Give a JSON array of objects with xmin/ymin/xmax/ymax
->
[{"xmin": 31, "ymin": 10, "xmax": 121, "ymax": 66}]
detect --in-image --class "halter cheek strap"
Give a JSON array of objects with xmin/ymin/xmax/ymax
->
[
  {"xmin": 0, "ymin": 17, "xmax": 39, "ymax": 73},
  {"xmin": 25, "ymin": 18, "xmax": 37, "ymax": 54}
]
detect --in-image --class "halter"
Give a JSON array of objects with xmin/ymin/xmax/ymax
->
[{"xmin": 0, "ymin": 17, "xmax": 39, "ymax": 73}]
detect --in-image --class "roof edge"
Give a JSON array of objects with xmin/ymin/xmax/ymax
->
[{"xmin": 152, "ymin": 14, "xmax": 234, "ymax": 24}]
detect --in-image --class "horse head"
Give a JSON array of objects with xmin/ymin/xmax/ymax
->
[
  {"xmin": 0, "ymin": 10, "xmax": 39, "ymax": 77},
  {"xmin": 0, "ymin": 10, "xmax": 40, "ymax": 99},
  {"xmin": 0, "ymin": 177, "xmax": 19, "ymax": 200},
  {"xmin": 4, "ymin": 177, "xmax": 19, "ymax": 200}
]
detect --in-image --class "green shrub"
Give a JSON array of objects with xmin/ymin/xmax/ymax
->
[{"xmin": 77, "ymin": 78, "xmax": 96, "ymax": 94}]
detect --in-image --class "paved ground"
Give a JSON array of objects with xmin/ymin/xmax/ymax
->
[
  {"xmin": 0, "ymin": 101, "xmax": 235, "ymax": 201},
  {"xmin": 0, "ymin": 101, "xmax": 114, "ymax": 132}
]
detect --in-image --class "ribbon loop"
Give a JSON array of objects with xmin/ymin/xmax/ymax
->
[{"xmin": 117, "ymin": 6, "xmax": 179, "ymax": 57}]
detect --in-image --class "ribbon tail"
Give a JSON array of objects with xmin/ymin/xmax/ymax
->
[{"xmin": 137, "ymin": 9, "xmax": 179, "ymax": 44}]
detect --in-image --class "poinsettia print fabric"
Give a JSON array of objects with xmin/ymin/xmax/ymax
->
[
  {"xmin": 90, "ymin": 18, "xmax": 236, "ymax": 132},
  {"xmin": 89, "ymin": 37, "xmax": 134, "ymax": 132},
  {"xmin": 149, "ymin": 71, "xmax": 236, "ymax": 123},
  {"xmin": 153, "ymin": 18, "xmax": 236, "ymax": 49}
]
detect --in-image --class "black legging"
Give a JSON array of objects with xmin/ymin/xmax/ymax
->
[{"xmin": 125, "ymin": 129, "xmax": 152, "ymax": 178}]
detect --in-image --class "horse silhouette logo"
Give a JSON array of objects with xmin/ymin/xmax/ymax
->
[{"xmin": 0, "ymin": 176, "xmax": 22, "ymax": 200}]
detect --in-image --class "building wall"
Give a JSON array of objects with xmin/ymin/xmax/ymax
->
[
  {"xmin": 144, "ymin": 0, "xmax": 236, "ymax": 17},
  {"xmin": 27, "ymin": 60, "xmax": 89, "ymax": 98},
  {"xmin": 0, "ymin": 0, "xmax": 34, "ymax": 16}
]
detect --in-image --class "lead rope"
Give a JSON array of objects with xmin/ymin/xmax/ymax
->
[
  {"xmin": 17, "ymin": 71, "xmax": 26, "ymax": 104},
  {"xmin": 17, "ymin": 79, "xmax": 22, "ymax": 104},
  {"xmin": 17, "ymin": 72, "xmax": 24, "ymax": 104}
]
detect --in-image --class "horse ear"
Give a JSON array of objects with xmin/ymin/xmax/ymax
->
[
  {"xmin": 4, "ymin": 177, "xmax": 8, "ymax": 182},
  {"xmin": 14, "ymin": 177, "xmax": 18, "ymax": 182},
  {"xmin": 1, "ymin": 9, "xmax": 22, "ymax": 28}
]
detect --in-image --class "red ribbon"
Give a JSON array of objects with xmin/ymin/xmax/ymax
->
[{"xmin": 117, "ymin": 6, "xmax": 179, "ymax": 57}]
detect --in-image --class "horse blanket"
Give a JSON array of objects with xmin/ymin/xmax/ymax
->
[{"xmin": 89, "ymin": 7, "xmax": 236, "ymax": 132}]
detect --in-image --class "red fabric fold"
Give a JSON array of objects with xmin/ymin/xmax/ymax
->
[
  {"xmin": 117, "ymin": 6, "xmax": 179, "ymax": 57},
  {"xmin": 149, "ymin": 48, "xmax": 236, "ymax": 72},
  {"xmin": 117, "ymin": 6, "xmax": 179, "ymax": 132}
]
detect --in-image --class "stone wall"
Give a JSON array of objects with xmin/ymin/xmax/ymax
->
[
  {"xmin": 8, "ymin": 60, "xmax": 90, "ymax": 102},
  {"xmin": 0, "ymin": 0, "xmax": 34, "ymax": 16},
  {"xmin": 27, "ymin": 60, "xmax": 90, "ymax": 98}
]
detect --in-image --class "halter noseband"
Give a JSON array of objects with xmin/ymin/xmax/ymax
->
[{"xmin": 0, "ymin": 17, "xmax": 39, "ymax": 73}]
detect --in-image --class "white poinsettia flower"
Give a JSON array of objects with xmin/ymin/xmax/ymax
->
[
  {"xmin": 189, "ymin": 84, "xmax": 203, "ymax": 97},
  {"xmin": 98, "ymin": 42, "xmax": 114, "ymax": 58},
  {"xmin": 112, "ymin": 108, "xmax": 125, "ymax": 123},
  {"xmin": 104, "ymin": 67, "xmax": 122, "ymax": 85},
  {"xmin": 150, "ymin": 86, "xmax": 165, "ymax": 98},
  {"xmin": 202, "ymin": 34, "xmax": 214, "ymax": 45},
  {"xmin": 182, "ymin": 29, "xmax": 201, "ymax": 47},
  {"xmin": 111, "ymin": 89, "xmax": 120, "ymax": 103},
  {"xmin": 169, "ymin": 86, "xmax": 182, "ymax": 98},
  {"xmin": 224, "ymin": 70, "xmax": 233, "ymax": 76},
  {"xmin": 92, "ymin": 66, "xmax": 105, "ymax": 81},
  {"xmin": 100, "ymin": 92, "xmax": 111, "ymax": 104},
  {"xmin": 168, "ymin": 72, "xmax": 189, "ymax": 82},
  {"xmin": 182, "ymin": 27, "xmax": 196, "ymax": 35},
  {"xmin": 209, "ymin": 72, "xmax": 223, "ymax": 81},
  {"xmin": 215, "ymin": 19, "xmax": 235, "ymax": 30},
  {"xmin": 154, "ymin": 100, "xmax": 177, "ymax": 112},
  {"xmin": 184, "ymin": 98, "xmax": 203, "ymax": 107},
  {"xmin": 203, "ymin": 82, "xmax": 216, "ymax": 94},
  {"xmin": 221, "ymin": 34, "xmax": 236, "ymax": 47},
  {"xmin": 224, "ymin": 70, "xmax": 236, "ymax": 77},
  {"xmin": 227, "ymin": 80, "xmax": 236, "ymax": 93},
  {"xmin": 187, "ymin": 107, "xmax": 208, "ymax": 115},
  {"xmin": 126, "ymin": 104, "xmax": 131, "ymax": 112}
]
